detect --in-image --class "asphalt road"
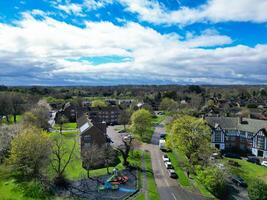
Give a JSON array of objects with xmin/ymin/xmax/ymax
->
[
  {"xmin": 107, "ymin": 125, "xmax": 206, "ymax": 200},
  {"xmin": 143, "ymin": 124, "xmax": 206, "ymax": 200}
]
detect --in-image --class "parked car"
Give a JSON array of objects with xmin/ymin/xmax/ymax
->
[
  {"xmin": 223, "ymin": 153, "xmax": 241, "ymax": 159},
  {"xmin": 247, "ymin": 156, "xmax": 260, "ymax": 165},
  {"xmin": 160, "ymin": 133, "xmax": 166, "ymax": 139},
  {"xmin": 162, "ymin": 154, "xmax": 170, "ymax": 162},
  {"xmin": 168, "ymin": 169, "xmax": 178, "ymax": 179},
  {"xmin": 261, "ymin": 161, "xmax": 267, "ymax": 167},
  {"xmin": 231, "ymin": 176, "xmax": 247, "ymax": 187},
  {"xmin": 164, "ymin": 162, "xmax": 173, "ymax": 169}
]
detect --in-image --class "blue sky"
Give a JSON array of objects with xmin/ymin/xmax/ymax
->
[{"xmin": 0, "ymin": 0, "xmax": 267, "ymax": 85}]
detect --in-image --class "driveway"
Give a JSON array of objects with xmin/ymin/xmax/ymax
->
[
  {"xmin": 141, "ymin": 124, "xmax": 206, "ymax": 200},
  {"xmin": 107, "ymin": 126, "xmax": 124, "ymax": 147}
]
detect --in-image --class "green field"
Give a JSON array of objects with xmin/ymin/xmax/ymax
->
[
  {"xmin": 53, "ymin": 122, "xmax": 77, "ymax": 130},
  {"xmin": 224, "ymin": 158, "xmax": 267, "ymax": 185}
]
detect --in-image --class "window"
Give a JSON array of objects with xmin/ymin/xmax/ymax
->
[
  {"xmin": 226, "ymin": 130, "xmax": 238, "ymax": 136},
  {"xmin": 257, "ymin": 135, "xmax": 265, "ymax": 150},
  {"xmin": 83, "ymin": 135, "xmax": 91, "ymax": 143},
  {"xmin": 214, "ymin": 130, "xmax": 222, "ymax": 143},
  {"xmin": 240, "ymin": 131, "xmax": 246, "ymax": 138}
]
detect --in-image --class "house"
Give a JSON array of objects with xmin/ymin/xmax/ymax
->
[
  {"xmin": 77, "ymin": 114, "xmax": 109, "ymax": 169},
  {"xmin": 88, "ymin": 106, "xmax": 122, "ymax": 125},
  {"xmin": 56, "ymin": 102, "xmax": 84, "ymax": 122},
  {"xmin": 206, "ymin": 117, "xmax": 267, "ymax": 158}
]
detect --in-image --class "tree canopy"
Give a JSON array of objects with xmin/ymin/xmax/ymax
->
[
  {"xmin": 130, "ymin": 109, "xmax": 152, "ymax": 141},
  {"xmin": 166, "ymin": 115, "xmax": 212, "ymax": 165}
]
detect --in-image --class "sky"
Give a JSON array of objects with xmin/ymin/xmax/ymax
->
[{"xmin": 0, "ymin": 0, "xmax": 267, "ymax": 86}]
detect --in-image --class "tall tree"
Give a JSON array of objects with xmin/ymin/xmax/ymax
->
[
  {"xmin": 10, "ymin": 92, "xmax": 26, "ymax": 123},
  {"xmin": 9, "ymin": 126, "xmax": 52, "ymax": 177},
  {"xmin": 51, "ymin": 136, "xmax": 76, "ymax": 186},
  {"xmin": 118, "ymin": 109, "xmax": 131, "ymax": 131},
  {"xmin": 0, "ymin": 92, "xmax": 13, "ymax": 123},
  {"xmin": 130, "ymin": 109, "xmax": 152, "ymax": 140},
  {"xmin": 167, "ymin": 115, "xmax": 212, "ymax": 165},
  {"xmin": 82, "ymin": 144, "xmax": 105, "ymax": 178}
]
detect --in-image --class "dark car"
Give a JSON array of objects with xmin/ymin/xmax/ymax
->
[
  {"xmin": 231, "ymin": 176, "xmax": 247, "ymax": 187},
  {"xmin": 168, "ymin": 169, "xmax": 178, "ymax": 179},
  {"xmin": 223, "ymin": 153, "xmax": 241, "ymax": 159},
  {"xmin": 160, "ymin": 133, "xmax": 166, "ymax": 139},
  {"xmin": 247, "ymin": 157, "xmax": 260, "ymax": 165}
]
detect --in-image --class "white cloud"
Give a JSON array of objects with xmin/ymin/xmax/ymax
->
[
  {"xmin": 0, "ymin": 13, "xmax": 267, "ymax": 85},
  {"xmin": 54, "ymin": 0, "xmax": 113, "ymax": 16},
  {"xmin": 118, "ymin": 0, "xmax": 267, "ymax": 25}
]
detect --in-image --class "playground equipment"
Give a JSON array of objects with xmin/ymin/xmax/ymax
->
[{"xmin": 98, "ymin": 168, "xmax": 135, "ymax": 192}]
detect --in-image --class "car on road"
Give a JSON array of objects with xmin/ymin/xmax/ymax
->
[
  {"xmin": 160, "ymin": 133, "xmax": 166, "ymax": 139},
  {"xmin": 223, "ymin": 153, "xmax": 241, "ymax": 159},
  {"xmin": 247, "ymin": 156, "xmax": 260, "ymax": 165},
  {"xmin": 162, "ymin": 154, "xmax": 170, "ymax": 162},
  {"xmin": 261, "ymin": 161, "xmax": 267, "ymax": 167},
  {"xmin": 168, "ymin": 169, "xmax": 178, "ymax": 179},
  {"xmin": 231, "ymin": 176, "xmax": 247, "ymax": 187},
  {"xmin": 164, "ymin": 161, "xmax": 173, "ymax": 169}
]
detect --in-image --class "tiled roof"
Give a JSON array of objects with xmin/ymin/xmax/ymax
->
[{"xmin": 206, "ymin": 116, "xmax": 267, "ymax": 134}]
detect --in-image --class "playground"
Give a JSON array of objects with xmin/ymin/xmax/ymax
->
[{"xmin": 69, "ymin": 169, "xmax": 138, "ymax": 199}]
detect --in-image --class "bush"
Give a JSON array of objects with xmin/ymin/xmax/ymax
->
[
  {"xmin": 196, "ymin": 166, "xmax": 226, "ymax": 198},
  {"xmin": 248, "ymin": 179, "xmax": 267, "ymax": 200}
]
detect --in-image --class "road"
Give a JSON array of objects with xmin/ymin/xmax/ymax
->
[
  {"xmin": 143, "ymin": 124, "xmax": 206, "ymax": 200},
  {"xmin": 107, "ymin": 124, "xmax": 206, "ymax": 200}
]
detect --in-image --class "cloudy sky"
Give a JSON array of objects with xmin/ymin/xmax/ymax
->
[{"xmin": 0, "ymin": 0, "xmax": 267, "ymax": 85}]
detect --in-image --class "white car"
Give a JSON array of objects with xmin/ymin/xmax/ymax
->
[
  {"xmin": 261, "ymin": 161, "xmax": 267, "ymax": 167},
  {"xmin": 164, "ymin": 162, "xmax": 173, "ymax": 169},
  {"xmin": 162, "ymin": 154, "xmax": 170, "ymax": 162}
]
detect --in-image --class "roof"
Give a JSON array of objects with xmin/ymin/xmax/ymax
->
[
  {"xmin": 77, "ymin": 114, "xmax": 93, "ymax": 134},
  {"xmin": 206, "ymin": 117, "xmax": 238, "ymax": 130},
  {"xmin": 206, "ymin": 117, "xmax": 267, "ymax": 134}
]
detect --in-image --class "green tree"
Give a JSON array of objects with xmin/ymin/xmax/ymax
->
[
  {"xmin": 9, "ymin": 126, "xmax": 52, "ymax": 177},
  {"xmin": 91, "ymin": 99, "xmax": 107, "ymax": 107},
  {"xmin": 248, "ymin": 179, "xmax": 267, "ymax": 200},
  {"xmin": 166, "ymin": 115, "xmax": 212, "ymax": 165},
  {"xmin": 159, "ymin": 97, "xmax": 178, "ymax": 112},
  {"xmin": 195, "ymin": 166, "xmax": 226, "ymax": 198},
  {"xmin": 130, "ymin": 109, "xmax": 152, "ymax": 140}
]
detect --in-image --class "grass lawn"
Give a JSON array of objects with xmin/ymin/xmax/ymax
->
[
  {"xmin": 168, "ymin": 150, "xmax": 215, "ymax": 198},
  {"xmin": 48, "ymin": 130, "xmax": 124, "ymax": 180},
  {"xmin": 53, "ymin": 122, "xmax": 77, "ymax": 130},
  {"xmin": 134, "ymin": 192, "xmax": 145, "ymax": 200},
  {"xmin": 0, "ymin": 115, "xmax": 23, "ymax": 125},
  {"xmin": 167, "ymin": 152, "xmax": 191, "ymax": 188},
  {"xmin": 224, "ymin": 158, "xmax": 267, "ymax": 185},
  {"xmin": 144, "ymin": 152, "xmax": 160, "ymax": 200}
]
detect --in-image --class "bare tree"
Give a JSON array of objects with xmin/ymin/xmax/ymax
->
[
  {"xmin": 82, "ymin": 144, "xmax": 105, "ymax": 178},
  {"xmin": 103, "ymin": 144, "xmax": 117, "ymax": 174},
  {"xmin": 51, "ymin": 136, "xmax": 76, "ymax": 186},
  {"xmin": 115, "ymin": 135, "xmax": 134, "ymax": 167},
  {"xmin": 118, "ymin": 109, "xmax": 131, "ymax": 131}
]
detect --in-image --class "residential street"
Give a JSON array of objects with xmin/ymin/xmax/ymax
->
[
  {"xmin": 142, "ymin": 124, "xmax": 206, "ymax": 200},
  {"xmin": 107, "ymin": 124, "xmax": 206, "ymax": 200}
]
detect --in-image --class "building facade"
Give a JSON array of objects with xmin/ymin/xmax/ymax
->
[
  {"xmin": 88, "ymin": 106, "xmax": 122, "ymax": 125},
  {"xmin": 206, "ymin": 117, "xmax": 267, "ymax": 158}
]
